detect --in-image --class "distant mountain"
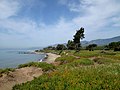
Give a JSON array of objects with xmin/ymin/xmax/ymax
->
[
  {"xmin": 48, "ymin": 36, "xmax": 120, "ymax": 47},
  {"xmin": 81, "ymin": 36, "xmax": 120, "ymax": 46}
]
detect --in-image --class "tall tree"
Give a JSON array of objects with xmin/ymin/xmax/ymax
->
[{"xmin": 73, "ymin": 27, "xmax": 85, "ymax": 50}]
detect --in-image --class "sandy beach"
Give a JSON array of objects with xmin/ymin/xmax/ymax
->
[{"xmin": 43, "ymin": 53, "xmax": 60, "ymax": 63}]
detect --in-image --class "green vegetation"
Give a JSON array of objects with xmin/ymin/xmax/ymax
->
[
  {"xmin": 86, "ymin": 44, "xmax": 97, "ymax": 51},
  {"xmin": 67, "ymin": 27, "xmax": 85, "ymax": 51},
  {"xmin": 13, "ymin": 63, "xmax": 120, "ymax": 90},
  {"xmin": 109, "ymin": 41, "xmax": 120, "ymax": 51},
  {"xmin": 18, "ymin": 62, "xmax": 55, "ymax": 72},
  {"xmin": 13, "ymin": 50, "xmax": 120, "ymax": 90},
  {"xmin": 67, "ymin": 40, "xmax": 75, "ymax": 50},
  {"xmin": 55, "ymin": 55, "xmax": 76, "ymax": 64},
  {"xmin": 56, "ymin": 44, "xmax": 67, "ymax": 50},
  {"xmin": 11, "ymin": 28, "xmax": 120, "ymax": 89},
  {"xmin": 0, "ymin": 68, "xmax": 15, "ymax": 77}
]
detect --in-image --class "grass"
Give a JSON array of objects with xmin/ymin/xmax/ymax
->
[
  {"xmin": 18, "ymin": 62, "xmax": 55, "ymax": 72},
  {"xmin": 70, "ymin": 58, "xmax": 94, "ymax": 66},
  {"xmin": 0, "ymin": 68, "xmax": 15, "ymax": 77},
  {"xmin": 12, "ymin": 50, "xmax": 120, "ymax": 90},
  {"xmin": 73, "ymin": 50, "xmax": 100, "ymax": 58},
  {"xmin": 13, "ymin": 64, "xmax": 120, "ymax": 90},
  {"xmin": 55, "ymin": 55, "xmax": 76, "ymax": 64}
]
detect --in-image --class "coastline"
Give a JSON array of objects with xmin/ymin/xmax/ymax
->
[
  {"xmin": 0, "ymin": 52, "xmax": 60, "ymax": 90},
  {"xmin": 37, "ymin": 52, "xmax": 60, "ymax": 63}
]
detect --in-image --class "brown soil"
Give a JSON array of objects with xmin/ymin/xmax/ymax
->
[
  {"xmin": 44, "ymin": 53, "xmax": 61, "ymax": 63},
  {"xmin": 0, "ymin": 67, "xmax": 43, "ymax": 90}
]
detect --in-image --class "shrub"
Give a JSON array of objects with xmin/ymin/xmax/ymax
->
[
  {"xmin": 0, "ymin": 68, "xmax": 15, "ymax": 77},
  {"xmin": 72, "ymin": 58, "xmax": 94, "ymax": 66},
  {"xmin": 55, "ymin": 55, "xmax": 76, "ymax": 64},
  {"xmin": 93, "ymin": 58, "xmax": 114, "ymax": 64},
  {"xmin": 18, "ymin": 62, "xmax": 55, "ymax": 71}
]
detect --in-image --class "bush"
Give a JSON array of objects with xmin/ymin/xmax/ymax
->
[
  {"xmin": 18, "ymin": 62, "xmax": 55, "ymax": 71},
  {"xmin": 71, "ymin": 58, "xmax": 94, "ymax": 66},
  {"xmin": 55, "ymin": 55, "xmax": 76, "ymax": 64},
  {"xmin": 93, "ymin": 58, "xmax": 115, "ymax": 64},
  {"xmin": 0, "ymin": 68, "xmax": 15, "ymax": 77}
]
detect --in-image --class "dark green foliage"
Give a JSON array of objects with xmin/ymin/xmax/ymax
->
[
  {"xmin": 43, "ymin": 46, "xmax": 56, "ymax": 50},
  {"xmin": 0, "ymin": 68, "xmax": 15, "ymax": 77},
  {"xmin": 86, "ymin": 44, "xmax": 97, "ymax": 51},
  {"xmin": 18, "ymin": 62, "xmax": 55, "ymax": 71},
  {"xmin": 35, "ymin": 50, "xmax": 39, "ymax": 52},
  {"xmin": 104, "ymin": 45, "xmax": 110, "ymax": 50},
  {"xmin": 114, "ymin": 47, "xmax": 120, "ymax": 51},
  {"xmin": 67, "ymin": 40, "xmax": 75, "ymax": 50},
  {"xmin": 73, "ymin": 27, "xmax": 85, "ymax": 44},
  {"xmin": 108, "ymin": 41, "xmax": 120, "ymax": 51},
  {"xmin": 56, "ymin": 44, "xmax": 67, "ymax": 50},
  {"xmin": 73, "ymin": 27, "xmax": 85, "ymax": 50}
]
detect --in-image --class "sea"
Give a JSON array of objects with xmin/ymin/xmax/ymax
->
[{"xmin": 0, "ymin": 49, "xmax": 45, "ymax": 68}]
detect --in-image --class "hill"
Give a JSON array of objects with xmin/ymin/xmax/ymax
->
[{"xmin": 81, "ymin": 36, "xmax": 120, "ymax": 46}]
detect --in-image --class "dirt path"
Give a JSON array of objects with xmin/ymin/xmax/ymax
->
[
  {"xmin": 0, "ymin": 67, "xmax": 43, "ymax": 90},
  {"xmin": 44, "ymin": 53, "xmax": 61, "ymax": 63}
]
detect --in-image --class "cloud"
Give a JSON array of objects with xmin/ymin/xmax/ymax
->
[
  {"xmin": 71, "ymin": 0, "xmax": 120, "ymax": 28},
  {"xmin": 58, "ymin": 0, "xmax": 120, "ymax": 39},
  {"xmin": 0, "ymin": 0, "xmax": 20, "ymax": 19},
  {"xmin": 0, "ymin": 0, "xmax": 120, "ymax": 48}
]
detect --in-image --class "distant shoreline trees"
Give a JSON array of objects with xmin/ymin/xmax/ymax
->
[
  {"xmin": 86, "ymin": 44, "xmax": 97, "ymax": 51},
  {"xmin": 108, "ymin": 41, "xmax": 120, "ymax": 51},
  {"xmin": 42, "ymin": 27, "xmax": 85, "ymax": 51},
  {"xmin": 42, "ymin": 26, "xmax": 120, "ymax": 52}
]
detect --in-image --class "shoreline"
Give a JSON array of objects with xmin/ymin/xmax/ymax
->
[
  {"xmin": 0, "ymin": 52, "xmax": 60, "ymax": 90},
  {"xmin": 37, "ymin": 52, "xmax": 60, "ymax": 63}
]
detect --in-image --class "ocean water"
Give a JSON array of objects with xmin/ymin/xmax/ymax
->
[{"xmin": 0, "ymin": 49, "xmax": 45, "ymax": 68}]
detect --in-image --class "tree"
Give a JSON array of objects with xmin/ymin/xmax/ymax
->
[
  {"xmin": 56, "ymin": 44, "xmax": 67, "ymax": 50},
  {"xmin": 108, "ymin": 41, "xmax": 120, "ymax": 51},
  {"xmin": 67, "ymin": 40, "xmax": 75, "ymax": 50},
  {"xmin": 73, "ymin": 27, "xmax": 85, "ymax": 51},
  {"xmin": 43, "ymin": 46, "xmax": 56, "ymax": 50},
  {"xmin": 86, "ymin": 44, "xmax": 97, "ymax": 51}
]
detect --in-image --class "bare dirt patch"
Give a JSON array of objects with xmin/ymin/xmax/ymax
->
[
  {"xmin": 44, "ymin": 53, "xmax": 61, "ymax": 63},
  {"xmin": 0, "ymin": 67, "xmax": 43, "ymax": 90}
]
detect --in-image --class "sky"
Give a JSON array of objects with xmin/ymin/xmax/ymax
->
[{"xmin": 0, "ymin": 0, "xmax": 120, "ymax": 48}]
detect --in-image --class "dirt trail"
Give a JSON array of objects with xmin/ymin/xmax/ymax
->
[
  {"xmin": 44, "ymin": 53, "xmax": 61, "ymax": 63},
  {"xmin": 0, "ymin": 67, "xmax": 43, "ymax": 90}
]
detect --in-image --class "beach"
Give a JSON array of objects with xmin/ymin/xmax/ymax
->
[{"xmin": 43, "ymin": 53, "xmax": 60, "ymax": 63}]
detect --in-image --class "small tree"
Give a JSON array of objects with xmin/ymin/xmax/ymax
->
[
  {"xmin": 86, "ymin": 44, "xmax": 97, "ymax": 51},
  {"xmin": 108, "ymin": 41, "xmax": 120, "ymax": 51},
  {"xmin": 73, "ymin": 27, "xmax": 85, "ymax": 51},
  {"xmin": 56, "ymin": 44, "xmax": 66, "ymax": 50},
  {"xmin": 67, "ymin": 40, "xmax": 75, "ymax": 50}
]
